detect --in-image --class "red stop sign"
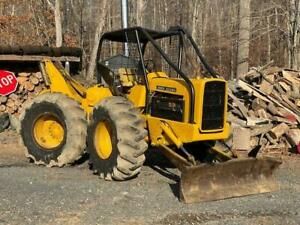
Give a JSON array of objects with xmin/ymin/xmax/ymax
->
[{"xmin": 0, "ymin": 70, "xmax": 18, "ymax": 96}]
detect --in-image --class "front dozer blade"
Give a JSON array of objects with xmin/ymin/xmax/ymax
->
[{"xmin": 180, "ymin": 157, "xmax": 282, "ymax": 203}]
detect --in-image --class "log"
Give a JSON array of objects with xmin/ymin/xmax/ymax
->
[
  {"xmin": 274, "ymin": 83, "xmax": 286, "ymax": 95},
  {"xmin": 281, "ymin": 95, "xmax": 300, "ymax": 114},
  {"xmin": 13, "ymin": 99, "xmax": 22, "ymax": 107},
  {"xmin": 18, "ymin": 72, "xmax": 31, "ymax": 77},
  {"xmin": 0, "ymin": 72, "xmax": 46, "ymax": 116},
  {"xmin": 265, "ymin": 133, "xmax": 278, "ymax": 145},
  {"xmin": 265, "ymin": 143, "xmax": 287, "ymax": 150},
  {"xmin": 247, "ymin": 110, "xmax": 256, "ymax": 117},
  {"xmin": 6, "ymin": 99, "xmax": 15, "ymax": 108},
  {"xmin": 237, "ymin": 80, "xmax": 270, "ymax": 103},
  {"xmin": 227, "ymin": 113, "xmax": 247, "ymax": 127},
  {"xmin": 34, "ymin": 72, "xmax": 43, "ymax": 79},
  {"xmin": 242, "ymin": 61, "xmax": 274, "ymax": 81},
  {"xmin": 23, "ymin": 81, "xmax": 35, "ymax": 91},
  {"xmin": 246, "ymin": 117, "xmax": 269, "ymax": 126},
  {"xmin": 0, "ymin": 105, "xmax": 6, "ymax": 112},
  {"xmin": 16, "ymin": 84, "xmax": 24, "ymax": 94},
  {"xmin": 29, "ymin": 76, "xmax": 40, "ymax": 85},
  {"xmin": 0, "ymin": 45, "xmax": 82, "ymax": 57},
  {"xmin": 250, "ymin": 124, "xmax": 273, "ymax": 136},
  {"xmin": 239, "ymin": 79, "xmax": 300, "ymax": 122},
  {"xmin": 286, "ymin": 129, "xmax": 300, "ymax": 146},
  {"xmin": 250, "ymin": 136, "xmax": 259, "ymax": 148},
  {"xmin": 257, "ymin": 108, "xmax": 268, "ymax": 119},
  {"xmin": 279, "ymin": 81, "xmax": 291, "ymax": 92},
  {"xmin": 0, "ymin": 96, "xmax": 8, "ymax": 104},
  {"xmin": 251, "ymin": 98, "xmax": 267, "ymax": 110},
  {"xmin": 289, "ymin": 83, "xmax": 300, "ymax": 99},
  {"xmin": 34, "ymin": 85, "xmax": 43, "ymax": 94},
  {"xmin": 263, "ymin": 66, "xmax": 282, "ymax": 75},
  {"xmin": 228, "ymin": 90, "xmax": 249, "ymax": 119},
  {"xmin": 271, "ymin": 116, "xmax": 298, "ymax": 125},
  {"xmin": 267, "ymin": 103, "xmax": 280, "ymax": 116},
  {"xmin": 6, "ymin": 106, "xmax": 16, "ymax": 114},
  {"xmin": 232, "ymin": 127, "xmax": 251, "ymax": 150},
  {"xmin": 269, "ymin": 123, "xmax": 289, "ymax": 140},
  {"xmin": 9, "ymin": 93, "xmax": 19, "ymax": 101},
  {"xmin": 16, "ymin": 76, "xmax": 28, "ymax": 85},
  {"xmin": 282, "ymin": 70, "xmax": 300, "ymax": 85},
  {"xmin": 260, "ymin": 79, "xmax": 273, "ymax": 95}
]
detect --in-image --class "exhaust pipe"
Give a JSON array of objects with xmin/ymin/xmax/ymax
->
[{"xmin": 121, "ymin": 0, "xmax": 129, "ymax": 56}]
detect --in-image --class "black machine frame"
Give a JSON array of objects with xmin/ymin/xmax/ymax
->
[{"xmin": 96, "ymin": 26, "xmax": 218, "ymax": 124}]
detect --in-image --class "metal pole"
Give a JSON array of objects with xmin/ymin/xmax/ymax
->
[{"xmin": 121, "ymin": 0, "xmax": 129, "ymax": 56}]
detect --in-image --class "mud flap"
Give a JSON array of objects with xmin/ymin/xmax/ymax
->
[{"xmin": 180, "ymin": 157, "xmax": 282, "ymax": 203}]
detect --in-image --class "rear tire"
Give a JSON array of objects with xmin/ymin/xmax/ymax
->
[
  {"xmin": 87, "ymin": 96, "xmax": 148, "ymax": 180},
  {"xmin": 20, "ymin": 93, "xmax": 87, "ymax": 167}
]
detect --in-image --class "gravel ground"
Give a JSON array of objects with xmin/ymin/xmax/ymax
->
[{"xmin": 0, "ymin": 130, "xmax": 299, "ymax": 225}]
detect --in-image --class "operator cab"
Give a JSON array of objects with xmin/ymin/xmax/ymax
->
[
  {"xmin": 96, "ymin": 26, "xmax": 219, "ymax": 123},
  {"xmin": 96, "ymin": 26, "xmax": 217, "ymax": 91}
]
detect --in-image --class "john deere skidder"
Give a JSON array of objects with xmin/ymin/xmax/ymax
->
[{"xmin": 20, "ymin": 26, "xmax": 281, "ymax": 203}]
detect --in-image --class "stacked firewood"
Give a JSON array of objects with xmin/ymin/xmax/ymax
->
[
  {"xmin": 227, "ymin": 66, "xmax": 300, "ymax": 155},
  {"xmin": 0, "ymin": 72, "xmax": 45, "ymax": 115}
]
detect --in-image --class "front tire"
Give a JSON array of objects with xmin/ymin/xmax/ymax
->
[
  {"xmin": 87, "ymin": 96, "xmax": 148, "ymax": 180},
  {"xmin": 20, "ymin": 93, "xmax": 87, "ymax": 167}
]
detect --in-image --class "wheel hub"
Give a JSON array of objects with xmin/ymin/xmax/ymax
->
[
  {"xmin": 94, "ymin": 121, "xmax": 113, "ymax": 159},
  {"xmin": 33, "ymin": 114, "xmax": 65, "ymax": 150}
]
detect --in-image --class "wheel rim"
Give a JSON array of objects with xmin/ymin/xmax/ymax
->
[
  {"xmin": 94, "ymin": 121, "xmax": 113, "ymax": 159},
  {"xmin": 33, "ymin": 114, "xmax": 65, "ymax": 150}
]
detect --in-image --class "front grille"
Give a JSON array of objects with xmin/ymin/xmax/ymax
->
[{"xmin": 201, "ymin": 81, "xmax": 226, "ymax": 130}]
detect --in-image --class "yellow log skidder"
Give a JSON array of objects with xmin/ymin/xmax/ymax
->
[{"xmin": 20, "ymin": 26, "xmax": 281, "ymax": 203}]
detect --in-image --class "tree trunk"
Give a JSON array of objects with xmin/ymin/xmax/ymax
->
[
  {"xmin": 267, "ymin": 15, "xmax": 271, "ymax": 63},
  {"xmin": 288, "ymin": 0, "xmax": 300, "ymax": 69},
  {"xmin": 55, "ymin": 0, "xmax": 63, "ymax": 47},
  {"xmin": 86, "ymin": 0, "xmax": 109, "ymax": 80},
  {"xmin": 136, "ymin": 0, "xmax": 146, "ymax": 26},
  {"xmin": 236, "ymin": 0, "xmax": 251, "ymax": 78},
  {"xmin": 191, "ymin": 0, "xmax": 200, "ymax": 40}
]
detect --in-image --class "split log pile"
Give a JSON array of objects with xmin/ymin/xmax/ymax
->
[
  {"xmin": 0, "ymin": 72, "xmax": 45, "ymax": 115},
  {"xmin": 227, "ymin": 66, "xmax": 300, "ymax": 155}
]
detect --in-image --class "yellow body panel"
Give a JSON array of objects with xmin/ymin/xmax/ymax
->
[
  {"xmin": 42, "ymin": 60, "xmax": 86, "ymax": 103},
  {"xmin": 146, "ymin": 73, "xmax": 230, "ymax": 146},
  {"xmin": 127, "ymin": 85, "xmax": 146, "ymax": 108},
  {"xmin": 41, "ymin": 60, "xmax": 113, "ymax": 115},
  {"xmin": 81, "ymin": 86, "xmax": 112, "ymax": 114},
  {"xmin": 147, "ymin": 116, "xmax": 230, "ymax": 146}
]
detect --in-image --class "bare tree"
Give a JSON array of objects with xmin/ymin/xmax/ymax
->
[
  {"xmin": 54, "ymin": 0, "xmax": 63, "ymax": 47},
  {"xmin": 47, "ymin": 0, "xmax": 63, "ymax": 47},
  {"xmin": 136, "ymin": 0, "xmax": 147, "ymax": 26},
  {"xmin": 236, "ymin": 0, "xmax": 251, "ymax": 77},
  {"xmin": 1, "ymin": 0, "xmax": 300, "ymax": 78},
  {"xmin": 288, "ymin": 0, "xmax": 300, "ymax": 69},
  {"xmin": 86, "ymin": 0, "xmax": 109, "ymax": 80}
]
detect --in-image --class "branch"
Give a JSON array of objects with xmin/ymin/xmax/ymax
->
[{"xmin": 46, "ymin": 0, "xmax": 55, "ymax": 11}]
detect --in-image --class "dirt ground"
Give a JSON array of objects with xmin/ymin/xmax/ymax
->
[{"xmin": 0, "ymin": 129, "xmax": 299, "ymax": 225}]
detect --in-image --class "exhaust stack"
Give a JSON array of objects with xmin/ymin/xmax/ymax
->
[{"xmin": 121, "ymin": 0, "xmax": 129, "ymax": 56}]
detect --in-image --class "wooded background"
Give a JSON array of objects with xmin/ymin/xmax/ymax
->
[{"xmin": 0, "ymin": 0, "xmax": 299, "ymax": 80}]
